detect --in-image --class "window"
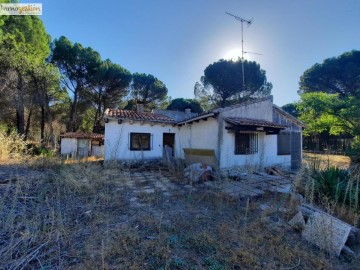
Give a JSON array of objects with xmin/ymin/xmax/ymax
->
[
  {"xmin": 130, "ymin": 133, "xmax": 151, "ymax": 151},
  {"xmin": 235, "ymin": 133, "xmax": 258, "ymax": 155},
  {"xmin": 277, "ymin": 132, "xmax": 290, "ymax": 155}
]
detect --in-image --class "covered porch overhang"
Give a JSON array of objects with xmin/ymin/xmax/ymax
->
[{"xmin": 224, "ymin": 117, "xmax": 288, "ymax": 135}]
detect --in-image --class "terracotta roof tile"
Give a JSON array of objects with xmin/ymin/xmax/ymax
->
[
  {"xmin": 105, "ymin": 109, "xmax": 176, "ymax": 123},
  {"xmin": 60, "ymin": 132, "xmax": 104, "ymax": 139},
  {"xmin": 224, "ymin": 117, "xmax": 288, "ymax": 129}
]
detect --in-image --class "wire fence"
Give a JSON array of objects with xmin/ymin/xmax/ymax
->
[{"xmin": 303, "ymin": 137, "xmax": 353, "ymax": 154}]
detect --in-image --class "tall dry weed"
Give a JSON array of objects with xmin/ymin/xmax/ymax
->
[
  {"xmin": 295, "ymin": 156, "xmax": 360, "ymax": 226},
  {"xmin": 0, "ymin": 132, "xmax": 28, "ymax": 162}
]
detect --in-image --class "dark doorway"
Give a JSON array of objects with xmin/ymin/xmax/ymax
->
[{"xmin": 163, "ymin": 133, "xmax": 175, "ymax": 157}]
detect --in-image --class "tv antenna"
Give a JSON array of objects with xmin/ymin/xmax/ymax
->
[
  {"xmin": 244, "ymin": 51, "xmax": 262, "ymax": 56},
  {"xmin": 225, "ymin": 12, "xmax": 253, "ymax": 91}
]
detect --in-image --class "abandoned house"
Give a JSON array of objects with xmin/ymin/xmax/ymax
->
[
  {"xmin": 60, "ymin": 132, "xmax": 105, "ymax": 157},
  {"xmin": 103, "ymin": 97, "xmax": 305, "ymax": 170}
]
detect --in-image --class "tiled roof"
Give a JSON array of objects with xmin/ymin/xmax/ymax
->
[
  {"xmin": 105, "ymin": 109, "xmax": 176, "ymax": 123},
  {"xmin": 224, "ymin": 117, "xmax": 288, "ymax": 129},
  {"xmin": 60, "ymin": 132, "xmax": 104, "ymax": 140},
  {"xmin": 151, "ymin": 109, "xmax": 198, "ymax": 122}
]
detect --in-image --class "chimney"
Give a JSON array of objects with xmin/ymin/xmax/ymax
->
[
  {"xmin": 185, "ymin": 108, "xmax": 191, "ymax": 115},
  {"xmin": 136, "ymin": 102, "xmax": 144, "ymax": 113}
]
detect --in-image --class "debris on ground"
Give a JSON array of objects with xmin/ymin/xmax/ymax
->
[
  {"xmin": 183, "ymin": 163, "xmax": 213, "ymax": 183},
  {"xmin": 1, "ymin": 159, "xmax": 359, "ymax": 269},
  {"xmin": 205, "ymin": 173, "xmax": 293, "ymax": 198},
  {"xmin": 300, "ymin": 203, "xmax": 359, "ymax": 256},
  {"xmin": 265, "ymin": 166, "xmax": 287, "ymax": 177},
  {"xmin": 302, "ymin": 211, "xmax": 352, "ymax": 256},
  {"xmin": 288, "ymin": 211, "xmax": 306, "ymax": 229},
  {"xmin": 290, "ymin": 193, "xmax": 304, "ymax": 204}
]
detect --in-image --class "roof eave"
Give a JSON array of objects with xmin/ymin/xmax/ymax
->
[
  {"xmin": 177, "ymin": 112, "xmax": 217, "ymax": 125},
  {"xmin": 273, "ymin": 105, "xmax": 306, "ymax": 128},
  {"xmin": 104, "ymin": 116, "xmax": 176, "ymax": 125},
  {"xmin": 224, "ymin": 118, "xmax": 288, "ymax": 130}
]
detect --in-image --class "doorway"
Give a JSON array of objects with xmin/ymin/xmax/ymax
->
[{"xmin": 163, "ymin": 133, "xmax": 175, "ymax": 157}]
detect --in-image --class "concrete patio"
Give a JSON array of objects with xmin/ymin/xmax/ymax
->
[{"xmin": 203, "ymin": 173, "xmax": 293, "ymax": 198}]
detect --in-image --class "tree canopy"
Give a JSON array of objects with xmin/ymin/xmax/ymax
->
[
  {"xmin": 52, "ymin": 36, "xmax": 102, "ymax": 131},
  {"xmin": 299, "ymin": 50, "xmax": 360, "ymax": 98},
  {"xmin": 52, "ymin": 36, "xmax": 134, "ymax": 132},
  {"xmin": 90, "ymin": 59, "xmax": 132, "ymax": 132},
  {"xmin": 281, "ymin": 103, "xmax": 300, "ymax": 118},
  {"xmin": 195, "ymin": 59, "xmax": 272, "ymax": 108},
  {"xmin": 297, "ymin": 50, "xmax": 360, "ymax": 138},
  {"xmin": 131, "ymin": 73, "xmax": 168, "ymax": 109},
  {"xmin": 0, "ymin": 14, "xmax": 170, "ymax": 143},
  {"xmin": 0, "ymin": 15, "xmax": 53, "ymax": 136},
  {"xmin": 166, "ymin": 98, "xmax": 203, "ymax": 113}
]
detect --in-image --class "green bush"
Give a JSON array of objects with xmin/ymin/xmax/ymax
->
[
  {"xmin": 346, "ymin": 136, "xmax": 360, "ymax": 163},
  {"xmin": 311, "ymin": 166, "xmax": 350, "ymax": 203},
  {"xmin": 308, "ymin": 166, "xmax": 360, "ymax": 211},
  {"xmin": 27, "ymin": 143, "xmax": 54, "ymax": 157}
]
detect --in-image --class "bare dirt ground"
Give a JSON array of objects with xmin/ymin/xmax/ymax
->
[{"xmin": 0, "ymin": 158, "xmax": 359, "ymax": 269}]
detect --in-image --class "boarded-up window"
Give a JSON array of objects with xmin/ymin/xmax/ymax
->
[
  {"xmin": 278, "ymin": 132, "xmax": 290, "ymax": 155},
  {"xmin": 235, "ymin": 133, "xmax": 258, "ymax": 155},
  {"xmin": 130, "ymin": 133, "xmax": 151, "ymax": 151}
]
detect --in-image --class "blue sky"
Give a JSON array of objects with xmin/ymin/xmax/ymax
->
[{"xmin": 29, "ymin": 0, "xmax": 360, "ymax": 106}]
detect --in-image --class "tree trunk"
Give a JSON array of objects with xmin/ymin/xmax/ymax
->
[
  {"xmin": 221, "ymin": 98, "xmax": 226, "ymax": 108},
  {"xmin": 31, "ymin": 72, "xmax": 45, "ymax": 145},
  {"xmin": 93, "ymin": 92, "xmax": 102, "ymax": 133},
  {"xmin": 24, "ymin": 107, "xmax": 33, "ymax": 140},
  {"xmin": 16, "ymin": 73, "xmax": 25, "ymax": 135},
  {"xmin": 68, "ymin": 85, "xmax": 79, "ymax": 132},
  {"xmin": 93, "ymin": 107, "xmax": 100, "ymax": 133},
  {"xmin": 44, "ymin": 92, "xmax": 55, "ymax": 148},
  {"xmin": 40, "ymin": 104, "xmax": 45, "ymax": 145}
]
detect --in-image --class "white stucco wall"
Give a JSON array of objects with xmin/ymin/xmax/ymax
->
[
  {"xmin": 177, "ymin": 118, "xmax": 219, "ymax": 159},
  {"xmin": 60, "ymin": 138, "xmax": 77, "ymax": 155},
  {"xmin": 221, "ymin": 99, "xmax": 273, "ymax": 121},
  {"xmin": 218, "ymin": 99, "xmax": 292, "ymax": 169},
  {"xmin": 104, "ymin": 99, "xmax": 298, "ymax": 169},
  {"xmin": 104, "ymin": 120, "xmax": 178, "ymax": 160},
  {"xmin": 219, "ymin": 131, "xmax": 260, "ymax": 169},
  {"xmin": 262, "ymin": 134, "xmax": 291, "ymax": 167},
  {"xmin": 219, "ymin": 130, "xmax": 291, "ymax": 169},
  {"xmin": 92, "ymin": 145, "xmax": 104, "ymax": 157}
]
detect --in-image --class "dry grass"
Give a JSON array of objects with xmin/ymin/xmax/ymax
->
[
  {"xmin": 303, "ymin": 152, "xmax": 351, "ymax": 169},
  {"xmin": 0, "ymin": 156, "xmax": 359, "ymax": 269},
  {"xmin": 296, "ymin": 153, "xmax": 360, "ymax": 227}
]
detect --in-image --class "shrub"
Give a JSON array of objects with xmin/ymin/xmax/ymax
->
[
  {"xmin": 311, "ymin": 166, "xmax": 350, "ymax": 204},
  {"xmin": 300, "ymin": 166, "xmax": 360, "ymax": 211},
  {"xmin": 27, "ymin": 143, "xmax": 54, "ymax": 157},
  {"xmin": 296, "ymin": 163, "xmax": 360, "ymax": 224},
  {"xmin": 346, "ymin": 136, "xmax": 360, "ymax": 163},
  {"xmin": 0, "ymin": 132, "xmax": 28, "ymax": 161}
]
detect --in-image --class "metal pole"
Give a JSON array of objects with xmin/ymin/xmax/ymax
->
[
  {"xmin": 241, "ymin": 20, "xmax": 245, "ymax": 93},
  {"xmin": 225, "ymin": 12, "xmax": 252, "ymax": 95}
]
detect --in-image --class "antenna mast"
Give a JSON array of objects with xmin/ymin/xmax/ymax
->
[{"xmin": 225, "ymin": 12, "xmax": 253, "ymax": 92}]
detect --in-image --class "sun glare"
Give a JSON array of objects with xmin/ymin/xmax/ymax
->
[{"xmin": 224, "ymin": 48, "xmax": 243, "ymax": 61}]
